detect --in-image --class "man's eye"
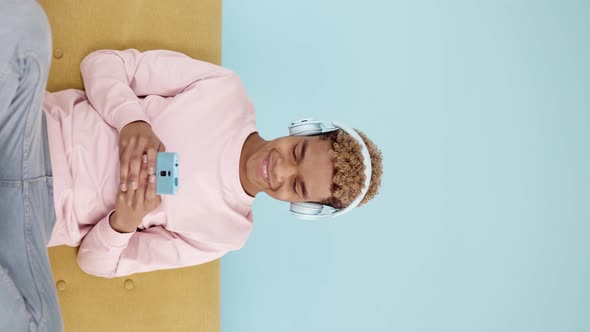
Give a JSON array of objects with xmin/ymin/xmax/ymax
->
[
  {"xmin": 292, "ymin": 144, "xmax": 297, "ymax": 161},
  {"xmin": 292, "ymin": 178, "xmax": 297, "ymax": 194}
]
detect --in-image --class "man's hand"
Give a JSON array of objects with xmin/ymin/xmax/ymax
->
[
  {"xmin": 119, "ymin": 121, "xmax": 166, "ymax": 192},
  {"xmin": 110, "ymin": 155, "xmax": 161, "ymax": 233}
]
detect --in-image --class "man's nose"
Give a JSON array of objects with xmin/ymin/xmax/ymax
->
[{"xmin": 275, "ymin": 157, "xmax": 297, "ymax": 184}]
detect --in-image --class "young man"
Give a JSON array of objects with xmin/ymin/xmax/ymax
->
[{"xmin": 45, "ymin": 47, "xmax": 383, "ymax": 278}]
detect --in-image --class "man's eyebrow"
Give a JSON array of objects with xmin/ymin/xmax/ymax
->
[
  {"xmin": 301, "ymin": 139, "xmax": 309, "ymax": 199},
  {"xmin": 301, "ymin": 139, "xmax": 308, "ymax": 163}
]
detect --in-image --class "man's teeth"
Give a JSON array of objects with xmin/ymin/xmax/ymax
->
[{"xmin": 263, "ymin": 160, "xmax": 268, "ymax": 182}]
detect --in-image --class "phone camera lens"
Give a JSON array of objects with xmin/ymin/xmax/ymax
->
[{"xmin": 160, "ymin": 171, "xmax": 166, "ymax": 176}]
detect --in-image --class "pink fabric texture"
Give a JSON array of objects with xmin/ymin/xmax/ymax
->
[{"xmin": 42, "ymin": 49, "xmax": 256, "ymax": 278}]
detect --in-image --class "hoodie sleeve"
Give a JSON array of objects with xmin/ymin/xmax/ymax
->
[
  {"xmin": 76, "ymin": 210, "xmax": 229, "ymax": 278},
  {"xmin": 79, "ymin": 48, "xmax": 233, "ymax": 133}
]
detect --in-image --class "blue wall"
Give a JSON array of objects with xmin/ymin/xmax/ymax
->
[{"xmin": 221, "ymin": 1, "xmax": 590, "ymax": 331}]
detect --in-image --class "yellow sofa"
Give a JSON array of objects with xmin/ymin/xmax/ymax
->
[{"xmin": 38, "ymin": 1, "xmax": 222, "ymax": 331}]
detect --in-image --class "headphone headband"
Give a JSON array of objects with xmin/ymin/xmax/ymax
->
[{"xmin": 287, "ymin": 118, "xmax": 373, "ymax": 220}]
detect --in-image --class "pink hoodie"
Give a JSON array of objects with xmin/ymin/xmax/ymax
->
[{"xmin": 43, "ymin": 49, "xmax": 256, "ymax": 278}]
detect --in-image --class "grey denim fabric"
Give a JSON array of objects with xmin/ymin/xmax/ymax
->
[{"xmin": 0, "ymin": 1, "xmax": 64, "ymax": 331}]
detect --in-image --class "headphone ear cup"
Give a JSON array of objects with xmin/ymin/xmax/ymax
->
[
  {"xmin": 290, "ymin": 202, "xmax": 325, "ymax": 219},
  {"xmin": 289, "ymin": 119, "xmax": 323, "ymax": 136}
]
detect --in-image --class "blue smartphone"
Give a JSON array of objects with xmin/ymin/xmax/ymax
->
[{"xmin": 155, "ymin": 152, "xmax": 179, "ymax": 195}]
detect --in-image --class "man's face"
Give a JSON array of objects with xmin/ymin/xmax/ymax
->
[{"xmin": 245, "ymin": 135, "xmax": 334, "ymax": 203}]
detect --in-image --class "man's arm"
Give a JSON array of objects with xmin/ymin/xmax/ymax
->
[
  {"xmin": 77, "ymin": 212, "xmax": 228, "ymax": 278},
  {"xmin": 79, "ymin": 48, "xmax": 234, "ymax": 133}
]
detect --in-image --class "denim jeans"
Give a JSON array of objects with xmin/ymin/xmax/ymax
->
[{"xmin": 0, "ymin": 1, "xmax": 64, "ymax": 331}]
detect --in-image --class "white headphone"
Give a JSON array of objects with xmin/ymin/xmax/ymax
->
[{"xmin": 288, "ymin": 118, "xmax": 373, "ymax": 220}]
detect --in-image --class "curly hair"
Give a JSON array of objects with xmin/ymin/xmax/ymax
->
[{"xmin": 319, "ymin": 129, "xmax": 383, "ymax": 209}]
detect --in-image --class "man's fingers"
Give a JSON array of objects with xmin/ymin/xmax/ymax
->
[
  {"xmin": 120, "ymin": 131, "xmax": 164, "ymax": 193},
  {"xmin": 119, "ymin": 145, "xmax": 130, "ymax": 192},
  {"xmin": 146, "ymin": 148, "xmax": 157, "ymax": 176},
  {"xmin": 116, "ymin": 190, "xmax": 124, "ymax": 203},
  {"xmin": 145, "ymin": 173, "xmax": 157, "ymax": 202},
  {"xmin": 134, "ymin": 163, "xmax": 149, "ymax": 206},
  {"xmin": 119, "ymin": 182, "xmax": 135, "ymax": 206},
  {"xmin": 127, "ymin": 151, "xmax": 143, "ymax": 191},
  {"xmin": 116, "ymin": 190, "xmax": 130, "ymax": 208}
]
